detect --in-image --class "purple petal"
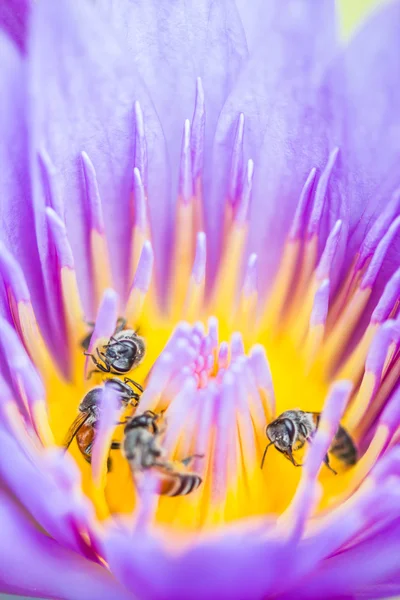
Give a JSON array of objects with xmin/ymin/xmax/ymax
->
[
  {"xmin": 211, "ymin": 0, "xmax": 339, "ymax": 288},
  {"xmin": 0, "ymin": 491, "xmax": 134, "ymax": 600},
  {"xmin": 0, "ymin": 0, "xmax": 29, "ymax": 53},
  {"xmin": 28, "ymin": 0, "xmax": 168, "ymax": 311},
  {"xmin": 0, "ymin": 32, "xmax": 52, "ymax": 339},
  {"xmin": 291, "ymin": 521, "xmax": 400, "ymax": 599},
  {"xmin": 328, "ymin": 1, "xmax": 400, "ymax": 288},
  {"xmin": 104, "ymin": 524, "xmax": 290, "ymax": 600},
  {"xmin": 0, "ymin": 428, "xmax": 95, "ymax": 558}
]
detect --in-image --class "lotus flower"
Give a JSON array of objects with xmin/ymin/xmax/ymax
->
[{"xmin": 1, "ymin": 1, "xmax": 400, "ymax": 598}]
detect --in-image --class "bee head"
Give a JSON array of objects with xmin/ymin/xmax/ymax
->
[
  {"xmin": 104, "ymin": 335, "xmax": 145, "ymax": 373},
  {"xmin": 266, "ymin": 418, "xmax": 295, "ymax": 452},
  {"xmin": 124, "ymin": 410, "xmax": 157, "ymax": 433}
]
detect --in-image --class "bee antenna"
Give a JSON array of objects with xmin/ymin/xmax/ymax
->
[{"xmin": 260, "ymin": 442, "xmax": 274, "ymax": 469}]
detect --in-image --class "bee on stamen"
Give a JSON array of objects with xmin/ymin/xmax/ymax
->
[
  {"xmin": 84, "ymin": 317, "xmax": 145, "ymax": 379},
  {"xmin": 261, "ymin": 409, "xmax": 357, "ymax": 474},
  {"xmin": 113, "ymin": 411, "xmax": 203, "ymax": 497},
  {"xmin": 63, "ymin": 377, "xmax": 142, "ymax": 470}
]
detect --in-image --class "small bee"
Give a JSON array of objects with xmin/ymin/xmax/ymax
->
[
  {"xmin": 64, "ymin": 377, "xmax": 142, "ymax": 467},
  {"xmin": 115, "ymin": 411, "xmax": 203, "ymax": 496},
  {"xmin": 261, "ymin": 410, "xmax": 357, "ymax": 474},
  {"xmin": 84, "ymin": 317, "xmax": 145, "ymax": 378}
]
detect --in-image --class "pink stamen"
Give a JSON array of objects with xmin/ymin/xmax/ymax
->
[
  {"xmin": 179, "ymin": 119, "xmax": 194, "ymax": 204},
  {"xmin": 229, "ymin": 113, "xmax": 245, "ymax": 205},
  {"xmin": 84, "ymin": 289, "xmax": 118, "ymax": 377},
  {"xmin": 191, "ymin": 77, "xmax": 205, "ymax": 182},
  {"xmin": 230, "ymin": 332, "xmax": 245, "ymax": 361},
  {"xmin": 235, "ymin": 159, "xmax": 253, "ymax": 224},
  {"xmin": 130, "ymin": 241, "xmax": 153, "ymax": 294},
  {"xmin": 378, "ymin": 385, "xmax": 400, "ymax": 445},
  {"xmin": 235, "ymin": 356, "xmax": 266, "ymax": 437},
  {"xmin": 356, "ymin": 188, "xmax": 400, "ymax": 271},
  {"xmin": 361, "ymin": 216, "xmax": 400, "ymax": 289},
  {"xmin": 316, "ymin": 220, "xmax": 342, "ymax": 281},
  {"xmin": 249, "ymin": 345, "xmax": 275, "ymax": 417},
  {"xmin": 366, "ymin": 321, "xmax": 397, "ymax": 387},
  {"xmin": 208, "ymin": 316, "xmax": 219, "ymax": 350},
  {"xmin": 0, "ymin": 242, "xmax": 30, "ymax": 303},
  {"xmin": 310, "ymin": 279, "xmax": 330, "ymax": 327},
  {"xmin": 192, "ymin": 232, "xmax": 206, "ymax": 284},
  {"xmin": 162, "ymin": 378, "xmax": 197, "ymax": 453},
  {"xmin": 38, "ymin": 148, "xmax": 65, "ymax": 222},
  {"xmin": 81, "ymin": 151, "xmax": 105, "ymax": 234},
  {"xmin": 133, "ymin": 101, "xmax": 148, "ymax": 191},
  {"xmin": 243, "ymin": 253, "xmax": 258, "ymax": 298},
  {"xmin": 371, "ymin": 267, "xmax": 400, "ymax": 324},
  {"xmin": 0, "ymin": 318, "xmax": 45, "ymax": 421},
  {"xmin": 210, "ymin": 376, "xmax": 234, "ymax": 503},
  {"xmin": 132, "ymin": 167, "xmax": 148, "ymax": 232},
  {"xmin": 307, "ymin": 147, "xmax": 339, "ymax": 237},
  {"xmin": 218, "ymin": 342, "xmax": 229, "ymax": 370},
  {"xmin": 91, "ymin": 383, "xmax": 121, "ymax": 487},
  {"xmin": 46, "ymin": 208, "xmax": 74, "ymax": 269},
  {"xmin": 288, "ymin": 167, "xmax": 317, "ymax": 240}
]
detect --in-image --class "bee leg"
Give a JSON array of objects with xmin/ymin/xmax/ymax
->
[
  {"xmin": 84, "ymin": 351, "xmax": 103, "ymax": 368},
  {"xmin": 83, "ymin": 352, "xmax": 110, "ymax": 374},
  {"xmin": 323, "ymin": 453, "xmax": 337, "ymax": 475},
  {"xmin": 286, "ymin": 449, "xmax": 303, "ymax": 467},
  {"xmin": 124, "ymin": 377, "xmax": 144, "ymax": 393},
  {"xmin": 180, "ymin": 454, "xmax": 204, "ymax": 467},
  {"xmin": 107, "ymin": 456, "xmax": 113, "ymax": 472},
  {"xmin": 96, "ymin": 348, "xmax": 108, "ymax": 362}
]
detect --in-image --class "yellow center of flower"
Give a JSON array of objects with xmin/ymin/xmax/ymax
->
[
  {"xmin": 6, "ymin": 125, "xmax": 396, "ymax": 543},
  {"xmin": 26, "ymin": 188, "xmax": 389, "ymax": 535}
]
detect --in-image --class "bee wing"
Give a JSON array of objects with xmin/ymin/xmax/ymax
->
[{"xmin": 63, "ymin": 411, "xmax": 91, "ymax": 449}]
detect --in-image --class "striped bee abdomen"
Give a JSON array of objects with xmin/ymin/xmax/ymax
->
[
  {"xmin": 330, "ymin": 425, "xmax": 358, "ymax": 466},
  {"xmin": 161, "ymin": 472, "xmax": 202, "ymax": 497}
]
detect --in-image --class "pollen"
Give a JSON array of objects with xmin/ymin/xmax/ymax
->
[{"xmin": 2, "ymin": 85, "xmax": 400, "ymax": 539}]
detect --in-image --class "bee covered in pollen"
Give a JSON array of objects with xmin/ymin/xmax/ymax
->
[{"xmin": 261, "ymin": 409, "xmax": 357, "ymax": 474}]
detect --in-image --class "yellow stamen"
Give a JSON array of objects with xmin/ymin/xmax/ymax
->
[
  {"xmin": 286, "ymin": 235, "xmax": 318, "ymax": 326},
  {"xmin": 344, "ymin": 371, "xmax": 376, "ymax": 432},
  {"xmin": 322, "ymin": 287, "xmax": 372, "ymax": 369},
  {"xmin": 338, "ymin": 323, "xmax": 378, "ymax": 382},
  {"xmin": 213, "ymin": 223, "xmax": 248, "ymax": 323},
  {"xmin": 183, "ymin": 274, "xmax": 205, "ymax": 322},
  {"xmin": 261, "ymin": 241, "xmax": 299, "ymax": 333}
]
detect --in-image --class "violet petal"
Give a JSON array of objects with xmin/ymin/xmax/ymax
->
[{"xmin": 0, "ymin": 490, "xmax": 134, "ymax": 600}]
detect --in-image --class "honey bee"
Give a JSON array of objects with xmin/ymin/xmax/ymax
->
[
  {"xmin": 80, "ymin": 317, "xmax": 126, "ymax": 350},
  {"xmin": 115, "ymin": 411, "xmax": 203, "ymax": 496},
  {"xmin": 261, "ymin": 410, "xmax": 357, "ymax": 474},
  {"xmin": 84, "ymin": 317, "xmax": 145, "ymax": 377},
  {"xmin": 64, "ymin": 377, "xmax": 142, "ymax": 467}
]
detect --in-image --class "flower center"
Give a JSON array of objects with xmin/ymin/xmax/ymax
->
[{"xmin": 2, "ymin": 96, "xmax": 399, "ymax": 537}]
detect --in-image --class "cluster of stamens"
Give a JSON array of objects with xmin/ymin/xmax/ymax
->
[{"xmin": 0, "ymin": 80, "xmax": 398, "ymax": 536}]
